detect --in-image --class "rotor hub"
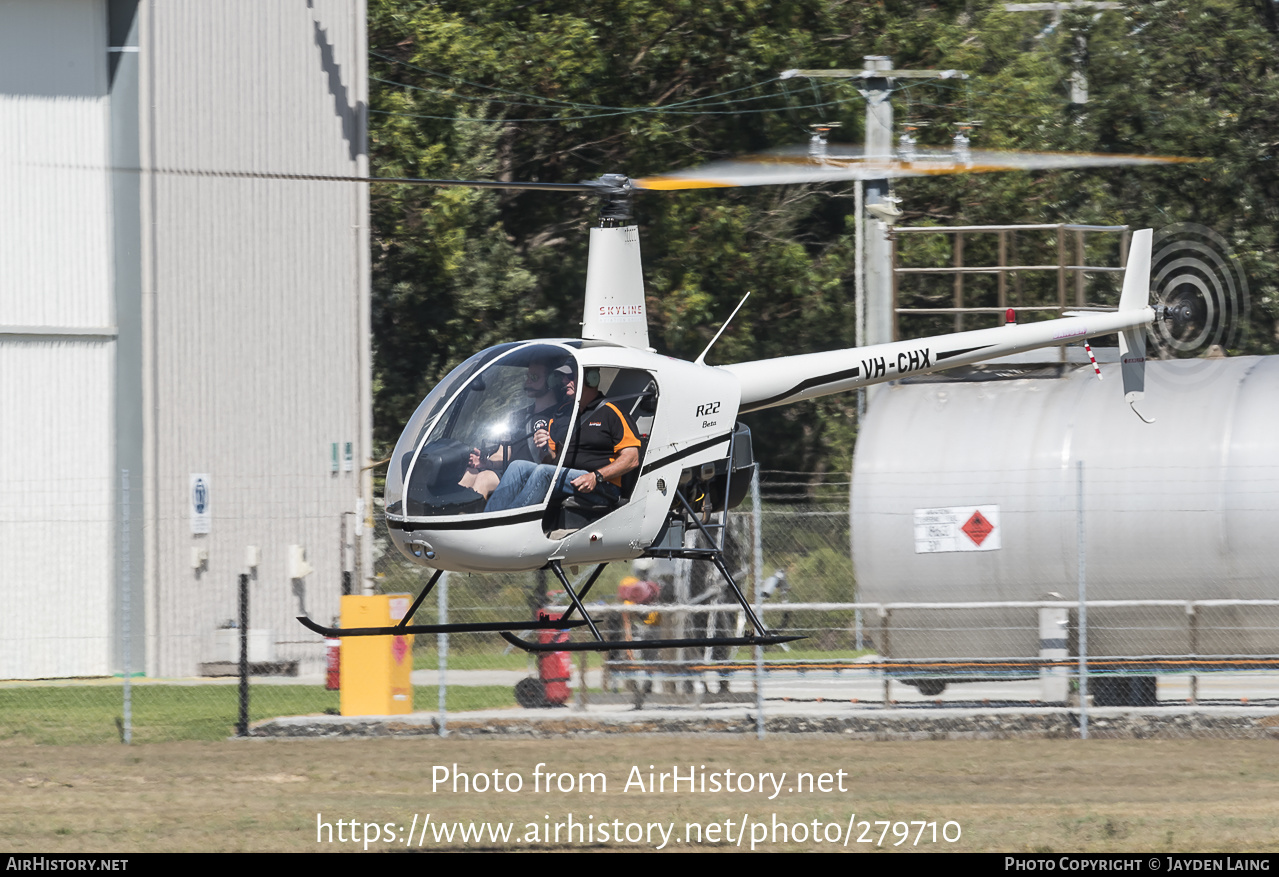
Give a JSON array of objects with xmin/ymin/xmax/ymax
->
[{"xmin": 591, "ymin": 173, "xmax": 634, "ymax": 225}]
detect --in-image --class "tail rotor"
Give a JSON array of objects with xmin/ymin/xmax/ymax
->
[
  {"xmin": 1150, "ymin": 223, "xmax": 1249, "ymax": 358},
  {"xmin": 1141, "ymin": 223, "xmax": 1251, "ymax": 397}
]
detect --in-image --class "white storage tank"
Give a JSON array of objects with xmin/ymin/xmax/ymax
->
[{"xmin": 851, "ymin": 355, "xmax": 1279, "ymax": 663}]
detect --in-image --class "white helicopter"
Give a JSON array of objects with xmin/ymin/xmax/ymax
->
[{"xmin": 298, "ymin": 141, "xmax": 1191, "ymax": 653}]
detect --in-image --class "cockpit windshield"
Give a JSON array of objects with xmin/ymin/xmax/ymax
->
[{"xmin": 385, "ymin": 342, "xmax": 579, "ymax": 518}]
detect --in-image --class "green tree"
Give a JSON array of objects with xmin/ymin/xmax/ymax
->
[{"xmin": 368, "ymin": 0, "xmax": 1279, "ymax": 479}]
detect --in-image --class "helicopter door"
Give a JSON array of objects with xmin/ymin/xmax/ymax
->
[
  {"xmin": 596, "ymin": 367, "xmax": 658, "ymax": 499},
  {"xmin": 545, "ymin": 366, "xmax": 657, "ymax": 534}
]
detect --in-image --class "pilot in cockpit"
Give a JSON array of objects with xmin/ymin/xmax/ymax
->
[{"xmin": 461, "ymin": 358, "xmax": 575, "ymax": 499}]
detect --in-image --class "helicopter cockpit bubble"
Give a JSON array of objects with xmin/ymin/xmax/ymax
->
[{"xmin": 384, "ymin": 342, "xmax": 581, "ymax": 522}]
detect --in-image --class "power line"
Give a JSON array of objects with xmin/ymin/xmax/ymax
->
[{"xmin": 372, "ymin": 49, "xmax": 813, "ymax": 116}]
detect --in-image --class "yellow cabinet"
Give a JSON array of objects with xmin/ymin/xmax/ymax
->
[{"xmin": 339, "ymin": 595, "xmax": 413, "ymax": 716}]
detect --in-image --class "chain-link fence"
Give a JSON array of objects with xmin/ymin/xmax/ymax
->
[{"xmin": 5, "ymin": 470, "xmax": 1279, "ymax": 743}]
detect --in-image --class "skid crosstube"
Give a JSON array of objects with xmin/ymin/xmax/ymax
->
[
  {"xmin": 500, "ymin": 631, "xmax": 804, "ymax": 653},
  {"xmin": 296, "ymin": 614, "xmax": 587, "ymax": 638},
  {"xmin": 501, "ymin": 549, "xmax": 806, "ymax": 653}
]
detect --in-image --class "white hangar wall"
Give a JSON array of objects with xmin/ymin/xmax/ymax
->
[
  {"xmin": 0, "ymin": 0, "xmax": 117, "ymax": 678},
  {"xmin": 140, "ymin": 0, "xmax": 370, "ymax": 677},
  {"xmin": 0, "ymin": 0, "xmax": 371, "ymax": 679}
]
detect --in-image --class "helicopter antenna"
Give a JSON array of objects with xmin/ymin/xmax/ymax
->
[{"xmin": 695, "ymin": 291, "xmax": 751, "ymax": 365}]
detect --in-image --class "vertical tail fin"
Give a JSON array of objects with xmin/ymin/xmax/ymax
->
[
  {"xmin": 1119, "ymin": 229, "xmax": 1154, "ymax": 423},
  {"xmin": 1118, "ymin": 228, "xmax": 1152, "ymax": 313},
  {"xmin": 582, "ymin": 225, "xmax": 650, "ymax": 350}
]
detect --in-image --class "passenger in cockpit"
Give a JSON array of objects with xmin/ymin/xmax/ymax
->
[
  {"xmin": 458, "ymin": 448, "xmax": 499, "ymax": 499},
  {"xmin": 484, "ymin": 367, "xmax": 640, "ymax": 513}
]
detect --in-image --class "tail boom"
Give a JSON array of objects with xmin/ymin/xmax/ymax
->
[{"xmin": 723, "ymin": 229, "xmax": 1155, "ymax": 414}]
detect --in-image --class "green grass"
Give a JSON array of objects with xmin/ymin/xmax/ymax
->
[
  {"xmin": 0, "ymin": 684, "xmax": 516, "ymax": 746},
  {"xmin": 412, "ymin": 650, "xmax": 532, "ymax": 671}
]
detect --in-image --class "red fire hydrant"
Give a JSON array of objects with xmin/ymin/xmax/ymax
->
[
  {"xmin": 324, "ymin": 635, "xmax": 341, "ymax": 691},
  {"xmin": 538, "ymin": 613, "xmax": 572, "ymax": 705}
]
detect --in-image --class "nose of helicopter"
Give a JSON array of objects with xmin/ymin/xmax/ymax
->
[
  {"xmin": 400, "ymin": 536, "xmax": 435, "ymax": 561},
  {"xmin": 386, "ymin": 515, "xmax": 593, "ymax": 573},
  {"xmin": 381, "ymin": 340, "xmax": 594, "ymax": 572}
]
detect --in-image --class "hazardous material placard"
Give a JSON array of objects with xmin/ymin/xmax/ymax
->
[{"xmin": 913, "ymin": 506, "xmax": 1000, "ymax": 553}]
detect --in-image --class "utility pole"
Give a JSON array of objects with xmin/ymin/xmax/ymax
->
[
  {"xmin": 786, "ymin": 58, "xmax": 967, "ymax": 408},
  {"xmin": 860, "ymin": 56, "xmax": 896, "ymax": 358},
  {"xmin": 1004, "ymin": 2, "xmax": 1122, "ymax": 105}
]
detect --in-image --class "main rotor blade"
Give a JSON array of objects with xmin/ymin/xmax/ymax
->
[
  {"xmin": 360, "ymin": 175, "xmax": 602, "ymax": 192},
  {"xmin": 30, "ymin": 162, "xmax": 605, "ymax": 192},
  {"xmin": 635, "ymin": 144, "xmax": 1202, "ymax": 190},
  {"xmin": 296, "ymin": 171, "xmax": 605, "ymax": 191},
  {"xmin": 40, "ymin": 144, "xmax": 1199, "ymax": 194}
]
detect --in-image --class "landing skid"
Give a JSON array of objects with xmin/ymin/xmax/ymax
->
[
  {"xmin": 296, "ymin": 614, "xmax": 587, "ymax": 638},
  {"xmin": 501, "ymin": 630, "xmax": 802, "ymax": 653},
  {"xmin": 295, "ymin": 568, "xmax": 586, "ymax": 638},
  {"xmin": 300, "ymin": 459, "xmax": 803, "ymax": 654}
]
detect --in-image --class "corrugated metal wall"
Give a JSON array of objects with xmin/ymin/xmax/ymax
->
[
  {"xmin": 0, "ymin": 339, "xmax": 116, "ymax": 678},
  {"xmin": 140, "ymin": 1, "xmax": 368, "ymax": 676},
  {"xmin": 0, "ymin": 0, "xmax": 115, "ymax": 678},
  {"xmin": 1, "ymin": 0, "xmax": 369, "ymax": 679}
]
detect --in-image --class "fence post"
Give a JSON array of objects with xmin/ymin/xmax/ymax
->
[
  {"xmin": 237, "ymin": 572, "xmax": 249, "ymax": 737},
  {"xmin": 1187, "ymin": 603, "xmax": 1198, "ymax": 705},
  {"xmin": 1077, "ymin": 460, "xmax": 1088, "ymax": 739},
  {"xmin": 848, "ymin": 468, "xmax": 863, "ymax": 651},
  {"xmin": 438, "ymin": 571, "xmax": 449, "ymax": 738},
  {"xmin": 880, "ymin": 608, "xmax": 891, "ymax": 707},
  {"xmin": 751, "ymin": 468, "xmax": 765, "ymax": 739},
  {"xmin": 120, "ymin": 469, "xmax": 133, "ymax": 744}
]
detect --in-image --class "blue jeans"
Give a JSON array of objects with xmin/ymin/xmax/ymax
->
[{"xmin": 485, "ymin": 461, "xmax": 584, "ymax": 512}]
